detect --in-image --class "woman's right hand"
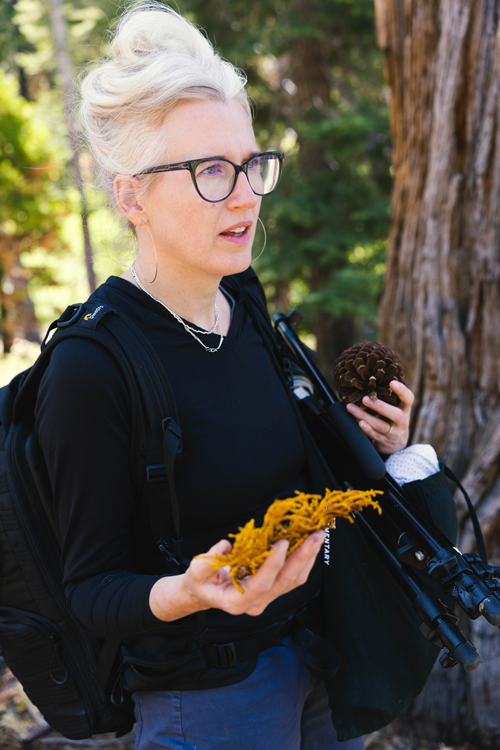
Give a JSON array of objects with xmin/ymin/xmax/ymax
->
[{"xmin": 149, "ymin": 530, "xmax": 326, "ymax": 621}]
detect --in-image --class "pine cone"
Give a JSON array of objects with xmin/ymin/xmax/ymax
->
[{"xmin": 333, "ymin": 341, "xmax": 406, "ymax": 407}]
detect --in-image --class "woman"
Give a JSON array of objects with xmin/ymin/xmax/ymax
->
[{"xmin": 35, "ymin": 4, "xmax": 414, "ymax": 748}]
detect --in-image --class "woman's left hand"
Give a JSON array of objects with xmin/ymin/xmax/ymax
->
[{"xmin": 345, "ymin": 380, "xmax": 414, "ymax": 456}]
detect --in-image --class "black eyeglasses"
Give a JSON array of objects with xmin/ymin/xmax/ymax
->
[{"xmin": 134, "ymin": 151, "xmax": 284, "ymax": 203}]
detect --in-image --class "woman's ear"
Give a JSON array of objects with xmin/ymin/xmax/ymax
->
[{"xmin": 114, "ymin": 175, "xmax": 147, "ymax": 226}]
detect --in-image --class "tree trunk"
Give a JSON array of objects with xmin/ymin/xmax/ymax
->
[
  {"xmin": 375, "ymin": 0, "xmax": 500, "ymax": 744},
  {"xmin": 313, "ymin": 310, "xmax": 355, "ymax": 387},
  {"xmin": 50, "ymin": 0, "xmax": 96, "ymax": 294}
]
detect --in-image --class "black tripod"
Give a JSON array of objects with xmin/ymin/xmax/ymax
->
[{"xmin": 273, "ymin": 310, "xmax": 500, "ymax": 673}]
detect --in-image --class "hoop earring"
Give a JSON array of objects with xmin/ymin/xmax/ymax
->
[
  {"xmin": 251, "ymin": 216, "xmax": 267, "ymax": 264},
  {"xmin": 136, "ymin": 221, "xmax": 158, "ymax": 284}
]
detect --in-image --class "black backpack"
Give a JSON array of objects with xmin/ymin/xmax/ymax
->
[{"xmin": 0, "ymin": 300, "xmax": 184, "ymax": 739}]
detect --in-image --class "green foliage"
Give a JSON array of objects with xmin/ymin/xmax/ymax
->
[
  {"xmin": 23, "ymin": 188, "xmax": 126, "ymax": 326},
  {"xmin": 0, "ymin": 70, "xmax": 67, "ymax": 352},
  {"xmin": 9, "ymin": 0, "xmax": 120, "ymax": 90},
  {"xmin": 0, "ymin": 71, "xmax": 64, "ymax": 241},
  {"xmin": 259, "ymin": 105, "xmax": 389, "ymax": 307},
  {"xmin": 0, "ymin": 1, "xmax": 32, "ymax": 79}
]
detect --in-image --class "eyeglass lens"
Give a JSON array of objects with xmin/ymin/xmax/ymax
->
[{"xmin": 194, "ymin": 154, "xmax": 281, "ymax": 201}]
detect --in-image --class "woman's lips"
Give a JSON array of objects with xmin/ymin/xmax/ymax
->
[{"xmin": 219, "ymin": 227, "xmax": 251, "ymax": 244}]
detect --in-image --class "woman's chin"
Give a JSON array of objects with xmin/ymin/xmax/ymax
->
[{"xmin": 217, "ymin": 247, "xmax": 253, "ymax": 276}]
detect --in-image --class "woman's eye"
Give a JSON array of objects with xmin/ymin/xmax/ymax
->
[
  {"xmin": 248, "ymin": 159, "xmax": 264, "ymax": 174},
  {"xmin": 201, "ymin": 162, "xmax": 224, "ymax": 176}
]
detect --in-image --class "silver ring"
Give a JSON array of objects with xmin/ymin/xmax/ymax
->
[{"xmin": 384, "ymin": 423, "xmax": 393, "ymax": 436}]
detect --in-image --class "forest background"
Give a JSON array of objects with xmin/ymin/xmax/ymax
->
[
  {"xmin": 0, "ymin": 0, "xmax": 390, "ymax": 384},
  {"xmin": 4, "ymin": 0, "xmax": 500, "ymax": 749}
]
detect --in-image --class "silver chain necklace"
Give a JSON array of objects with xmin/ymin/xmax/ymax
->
[{"xmin": 130, "ymin": 262, "xmax": 224, "ymax": 353}]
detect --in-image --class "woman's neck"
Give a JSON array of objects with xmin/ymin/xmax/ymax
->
[{"xmin": 121, "ymin": 263, "xmax": 231, "ymax": 334}]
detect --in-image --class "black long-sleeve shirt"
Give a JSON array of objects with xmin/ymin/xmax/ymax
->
[{"xmin": 35, "ymin": 275, "xmax": 321, "ymax": 641}]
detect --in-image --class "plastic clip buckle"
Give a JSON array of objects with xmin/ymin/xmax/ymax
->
[
  {"xmin": 162, "ymin": 417, "xmax": 182, "ymax": 439},
  {"xmin": 211, "ymin": 642, "xmax": 237, "ymax": 669},
  {"xmin": 157, "ymin": 537, "xmax": 181, "ymax": 573}
]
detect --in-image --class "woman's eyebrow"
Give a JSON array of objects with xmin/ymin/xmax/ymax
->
[
  {"xmin": 189, "ymin": 152, "xmax": 260, "ymax": 161},
  {"xmin": 215, "ymin": 152, "xmax": 261, "ymax": 161}
]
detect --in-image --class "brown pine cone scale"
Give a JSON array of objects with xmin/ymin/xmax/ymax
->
[{"xmin": 334, "ymin": 341, "xmax": 406, "ymax": 407}]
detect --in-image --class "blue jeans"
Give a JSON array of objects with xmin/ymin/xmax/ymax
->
[{"xmin": 132, "ymin": 637, "xmax": 364, "ymax": 750}]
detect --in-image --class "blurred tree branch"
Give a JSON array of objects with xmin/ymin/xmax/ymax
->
[{"xmin": 50, "ymin": 0, "xmax": 95, "ymax": 293}]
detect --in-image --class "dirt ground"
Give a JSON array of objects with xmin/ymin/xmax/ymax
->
[{"xmin": 0, "ymin": 658, "xmax": 465, "ymax": 750}]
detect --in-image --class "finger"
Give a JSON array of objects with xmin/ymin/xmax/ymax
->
[
  {"xmin": 289, "ymin": 531, "xmax": 325, "ymax": 573},
  {"xmin": 388, "ymin": 380, "xmax": 414, "ymax": 410},
  {"xmin": 346, "ymin": 401, "xmax": 383, "ymax": 428},
  {"xmin": 224, "ymin": 544, "xmax": 290, "ymax": 615},
  {"xmin": 283, "ymin": 530, "xmax": 325, "ymax": 569},
  {"xmin": 358, "ymin": 396, "xmax": 404, "ymax": 424},
  {"xmin": 357, "ymin": 411, "xmax": 401, "ymax": 437},
  {"xmin": 208, "ymin": 539, "xmax": 288, "ymax": 604},
  {"xmin": 292, "ymin": 529, "xmax": 326, "ymax": 557},
  {"xmin": 357, "ymin": 418, "xmax": 396, "ymax": 442},
  {"xmin": 345, "ymin": 400, "xmax": 399, "ymax": 427},
  {"xmin": 357, "ymin": 419, "xmax": 385, "ymax": 441},
  {"xmin": 190, "ymin": 539, "xmax": 233, "ymax": 582},
  {"xmin": 358, "ymin": 417, "xmax": 409, "ymax": 455},
  {"xmin": 206, "ymin": 539, "xmax": 233, "ymax": 557},
  {"xmin": 242, "ymin": 534, "xmax": 315, "ymax": 601},
  {"xmin": 274, "ymin": 531, "xmax": 325, "ymax": 590},
  {"xmin": 240, "ymin": 539, "xmax": 289, "ymax": 594},
  {"xmin": 245, "ymin": 533, "xmax": 325, "ymax": 615}
]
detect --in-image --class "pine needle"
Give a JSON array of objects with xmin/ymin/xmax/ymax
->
[{"xmin": 208, "ymin": 488, "xmax": 382, "ymax": 592}]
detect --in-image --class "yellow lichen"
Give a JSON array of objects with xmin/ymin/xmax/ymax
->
[{"xmin": 208, "ymin": 488, "xmax": 382, "ymax": 592}]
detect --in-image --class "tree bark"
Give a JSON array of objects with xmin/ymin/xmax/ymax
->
[
  {"xmin": 375, "ymin": 0, "xmax": 500, "ymax": 744},
  {"xmin": 50, "ymin": 0, "xmax": 96, "ymax": 293}
]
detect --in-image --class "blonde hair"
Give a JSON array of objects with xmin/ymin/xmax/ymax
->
[{"xmin": 79, "ymin": 1, "xmax": 251, "ymax": 216}]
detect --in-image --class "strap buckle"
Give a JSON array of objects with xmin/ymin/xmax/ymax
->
[
  {"xmin": 162, "ymin": 417, "xmax": 182, "ymax": 439},
  {"xmin": 146, "ymin": 464, "xmax": 168, "ymax": 485},
  {"xmin": 204, "ymin": 642, "xmax": 238, "ymax": 669},
  {"xmin": 157, "ymin": 537, "xmax": 182, "ymax": 574}
]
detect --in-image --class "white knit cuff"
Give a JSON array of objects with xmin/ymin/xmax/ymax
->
[{"xmin": 385, "ymin": 444, "xmax": 440, "ymax": 486}]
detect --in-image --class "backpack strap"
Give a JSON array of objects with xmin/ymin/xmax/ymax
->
[
  {"xmin": 14, "ymin": 301, "xmax": 189, "ymax": 690},
  {"xmin": 226, "ymin": 271, "xmax": 341, "ymax": 495},
  {"xmin": 15, "ymin": 301, "xmax": 186, "ymax": 568},
  {"xmin": 199, "ymin": 598, "xmax": 340, "ymax": 680}
]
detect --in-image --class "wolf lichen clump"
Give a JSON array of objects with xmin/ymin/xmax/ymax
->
[{"xmin": 209, "ymin": 488, "xmax": 382, "ymax": 592}]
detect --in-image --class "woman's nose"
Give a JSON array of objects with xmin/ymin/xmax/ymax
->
[{"xmin": 227, "ymin": 170, "xmax": 259, "ymax": 209}]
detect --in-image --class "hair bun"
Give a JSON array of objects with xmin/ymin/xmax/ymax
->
[{"xmin": 110, "ymin": 4, "xmax": 212, "ymax": 64}]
